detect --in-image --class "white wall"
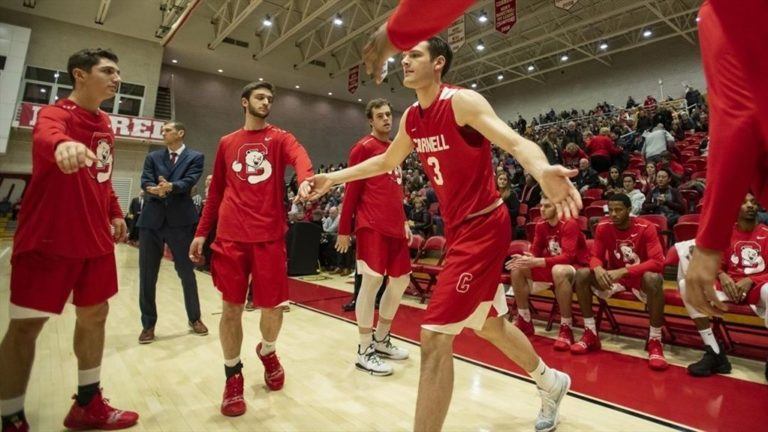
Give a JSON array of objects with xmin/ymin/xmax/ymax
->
[
  {"xmin": 0, "ymin": 7, "xmax": 163, "ymax": 117},
  {"xmin": 0, "ymin": 22, "xmax": 30, "ymax": 153},
  {"xmin": 488, "ymin": 38, "xmax": 706, "ymax": 121}
]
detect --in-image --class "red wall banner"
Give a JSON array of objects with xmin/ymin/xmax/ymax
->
[
  {"xmin": 348, "ymin": 65, "xmax": 360, "ymax": 94},
  {"xmin": 495, "ymin": 0, "xmax": 518, "ymax": 35}
]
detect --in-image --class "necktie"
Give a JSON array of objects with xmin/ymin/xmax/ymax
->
[{"xmin": 170, "ymin": 152, "xmax": 178, "ymax": 165}]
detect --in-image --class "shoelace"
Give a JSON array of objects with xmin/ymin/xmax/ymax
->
[
  {"xmin": 364, "ymin": 349, "xmax": 385, "ymax": 366},
  {"xmin": 537, "ymin": 388, "xmax": 557, "ymax": 419}
]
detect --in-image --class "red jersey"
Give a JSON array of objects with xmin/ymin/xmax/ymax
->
[
  {"xmin": 195, "ymin": 125, "xmax": 313, "ymax": 243},
  {"xmin": 531, "ymin": 219, "xmax": 590, "ymax": 267},
  {"xmin": 404, "ymin": 84, "xmax": 500, "ymax": 228},
  {"xmin": 723, "ymin": 224, "xmax": 768, "ymax": 281},
  {"xmin": 338, "ymin": 135, "xmax": 406, "ymax": 239},
  {"xmin": 386, "ymin": 0, "xmax": 474, "ymax": 50},
  {"xmin": 13, "ymin": 99, "xmax": 123, "ymax": 258},
  {"xmin": 590, "ymin": 217, "xmax": 664, "ymax": 276}
]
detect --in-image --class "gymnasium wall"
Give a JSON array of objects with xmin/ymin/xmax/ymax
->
[
  {"xmin": 488, "ymin": 38, "xmax": 705, "ymax": 122},
  {"xmin": 0, "ymin": 7, "xmax": 163, "ymax": 117},
  {"xmin": 160, "ymin": 65, "xmax": 399, "ymax": 177}
]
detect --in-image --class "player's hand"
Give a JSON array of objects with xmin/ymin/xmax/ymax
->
[
  {"xmin": 303, "ymin": 174, "xmax": 334, "ymax": 201},
  {"xmin": 594, "ymin": 266, "xmax": 613, "ymax": 291},
  {"xmin": 719, "ymin": 273, "xmax": 739, "ymax": 303},
  {"xmin": 539, "ymin": 165, "xmax": 581, "ymax": 220},
  {"xmin": 54, "ymin": 141, "xmax": 98, "ymax": 174},
  {"xmin": 685, "ymin": 246, "xmax": 728, "ymax": 317},
  {"xmin": 336, "ymin": 235, "xmax": 351, "ymax": 253},
  {"xmin": 732, "ymin": 278, "xmax": 752, "ymax": 303},
  {"xmin": 295, "ymin": 180, "xmax": 312, "ymax": 203},
  {"xmin": 405, "ymin": 223, "xmax": 412, "ymax": 241},
  {"xmin": 189, "ymin": 236, "xmax": 206, "ymax": 264},
  {"xmin": 606, "ymin": 268, "xmax": 628, "ymax": 284},
  {"xmin": 111, "ymin": 218, "xmax": 127, "ymax": 243},
  {"xmin": 362, "ymin": 22, "xmax": 398, "ymax": 85},
  {"xmin": 505, "ymin": 253, "xmax": 542, "ymax": 270}
]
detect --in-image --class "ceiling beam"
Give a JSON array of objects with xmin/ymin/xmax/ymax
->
[
  {"xmin": 208, "ymin": 0, "xmax": 264, "ymax": 50},
  {"xmin": 644, "ymin": 2, "xmax": 696, "ymax": 45},
  {"xmin": 95, "ymin": 0, "xmax": 111, "ymax": 25}
]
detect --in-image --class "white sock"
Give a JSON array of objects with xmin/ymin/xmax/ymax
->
[
  {"xmin": 518, "ymin": 308, "xmax": 531, "ymax": 322},
  {"xmin": 584, "ymin": 317, "xmax": 596, "ymax": 333},
  {"xmin": 260, "ymin": 340, "xmax": 276, "ymax": 355},
  {"xmin": 699, "ymin": 328, "xmax": 720, "ymax": 354},
  {"xmin": 649, "ymin": 326, "xmax": 663, "ymax": 341},
  {"xmin": 374, "ymin": 322, "xmax": 392, "ymax": 342},
  {"xmin": 359, "ymin": 331, "xmax": 373, "ymax": 348},
  {"xmin": 560, "ymin": 317, "xmax": 573, "ymax": 327},
  {"xmin": 529, "ymin": 358, "xmax": 557, "ymax": 392},
  {"xmin": 224, "ymin": 357, "xmax": 241, "ymax": 367},
  {"xmin": 0, "ymin": 395, "xmax": 25, "ymax": 416},
  {"xmin": 77, "ymin": 366, "xmax": 101, "ymax": 387}
]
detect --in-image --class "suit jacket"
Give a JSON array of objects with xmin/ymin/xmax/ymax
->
[
  {"xmin": 128, "ymin": 196, "xmax": 144, "ymax": 219},
  {"xmin": 137, "ymin": 146, "xmax": 204, "ymax": 229}
]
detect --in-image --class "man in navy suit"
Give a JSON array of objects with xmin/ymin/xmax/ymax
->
[{"xmin": 136, "ymin": 121, "xmax": 207, "ymax": 343}]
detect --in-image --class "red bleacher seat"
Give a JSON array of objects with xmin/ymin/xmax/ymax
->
[
  {"xmin": 583, "ymin": 188, "xmax": 604, "ymax": 201},
  {"xmin": 673, "ymin": 222, "xmax": 699, "ymax": 242}
]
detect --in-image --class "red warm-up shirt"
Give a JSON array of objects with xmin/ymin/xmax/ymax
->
[
  {"xmin": 590, "ymin": 218, "xmax": 664, "ymax": 277},
  {"xmin": 586, "ymin": 135, "xmax": 621, "ymax": 159},
  {"xmin": 195, "ymin": 125, "xmax": 313, "ymax": 243},
  {"xmin": 723, "ymin": 224, "xmax": 768, "ymax": 285},
  {"xmin": 531, "ymin": 219, "xmax": 590, "ymax": 267},
  {"xmin": 386, "ymin": 0, "xmax": 475, "ymax": 50},
  {"xmin": 13, "ymin": 99, "xmax": 123, "ymax": 258},
  {"xmin": 338, "ymin": 135, "xmax": 406, "ymax": 239}
]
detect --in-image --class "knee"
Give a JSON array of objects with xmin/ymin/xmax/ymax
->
[
  {"xmin": 643, "ymin": 272, "xmax": 663, "ymax": 292},
  {"xmin": 574, "ymin": 269, "xmax": 592, "ymax": 289},
  {"xmin": 474, "ymin": 317, "xmax": 503, "ymax": 342},
  {"xmin": 7, "ymin": 318, "xmax": 48, "ymax": 341},
  {"xmin": 76, "ymin": 302, "xmax": 109, "ymax": 326},
  {"xmin": 552, "ymin": 265, "xmax": 574, "ymax": 283},
  {"xmin": 221, "ymin": 302, "xmax": 244, "ymax": 320},
  {"xmin": 419, "ymin": 329, "xmax": 452, "ymax": 357},
  {"xmin": 361, "ymin": 274, "xmax": 385, "ymax": 290}
]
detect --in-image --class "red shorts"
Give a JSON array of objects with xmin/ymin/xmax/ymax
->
[
  {"xmin": 10, "ymin": 250, "xmax": 117, "ymax": 316},
  {"xmin": 423, "ymin": 205, "xmax": 511, "ymax": 334},
  {"xmin": 355, "ymin": 228, "xmax": 411, "ymax": 277},
  {"xmin": 210, "ymin": 239, "xmax": 288, "ymax": 307}
]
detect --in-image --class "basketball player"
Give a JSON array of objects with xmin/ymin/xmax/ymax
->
[
  {"xmin": 572, "ymin": 194, "xmax": 668, "ymax": 371},
  {"xmin": 189, "ymin": 81, "xmax": 314, "ymax": 417},
  {"xmin": 304, "ymin": 37, "xmax": 575, "ymax": 432},
  {"xmin": 337, "ymin": 98, "xmax": 411, "ymax": 376},
  {"xmin": 506, "ymin": 196, "xmax": 590, "ymax": 351},
  {"xmin": 0, "ymin": 49, "xmax": 139, "ymax": 432},
  {"xmin": 678, "ymin": 194, "xmax": 768, "ymax": 379}
]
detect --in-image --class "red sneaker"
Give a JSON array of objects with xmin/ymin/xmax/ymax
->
[
  {"xmin": 647, "ymin": 339, "xmax": 669, "ymax": 371},
  {"xmin": 2, "ymin": 416, "xmax": 29, "ymax": 432},
  {"xmin": 221, "ymin": 373, "xmax": 246, "ymax": 417},
  {"xmin": 570, "ymin": 328, "xmax": 601, "ymax": 354},
  {"xmin": 513, "ymin": 315, "xmax": 535, "ymax": 336},
  {"xmin": 256, "ymin": 343, "xmax": 285, "ymax": 391},
  {"xmin": 62, "ymin": 390, "xmax": 139, "ymax": 430},
  {"xmin": 553, "ymin": 325, "xmax": 574, "ymax": 351}
]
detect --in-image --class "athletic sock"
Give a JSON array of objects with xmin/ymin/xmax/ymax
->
[
  {"xmin": 649, "ymin": 326, "xmax": 663, "ymax": 341},
  {"xmin": 1, "ymin": 395, "xmax": 26, "ymax": 426},
  {"xmin": 529, "ymin": 358, "xmax": 557, "ymax": 392},
  {"xmin": 518, "ymin": 308, "xmax": 531, "ymax": 322},
  {"xmin": 260, "ymin": 340, "xmax": 276, "ymax": 356},
  {"xmin": 699, "ymin": 327, "xmax": 720, "ymax": 354},
  {"xmin": 584, "ymin": 317, "xmax": 596, "ymax": 333},
  {"xmin": 1, "ymin": 410, "xmax": 26, "ymax": 429},
  {"xmin": 374, "ymin": 322, "xmax": 392, "ymax": 342},
  {"xmin": 76, "ymin": 366, "xmax": 101, "ymax": 406},
  {"xmin": 224, "ymin": 358, "xmax": 243, "ymax": 379},
  {"xmin": 359, "ymin": 332, "xmax": 373, "ymax": 349},
  {"xmin": 560, "ymin": 317, "xmax": 573, "ymax": 327}
]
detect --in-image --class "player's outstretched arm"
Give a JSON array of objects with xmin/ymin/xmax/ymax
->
[
  {"xmin": 451, "ymin": 90, "xmax": 582, "ymax": 219},
  {"xmin": 302, "ymin": 108, "xmax": 414, "ymax": 201}
]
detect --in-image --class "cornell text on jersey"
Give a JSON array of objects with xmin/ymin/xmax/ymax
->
[{"xmin": 414, "ymin": 135, "xmax": 450, "ymax": 153}]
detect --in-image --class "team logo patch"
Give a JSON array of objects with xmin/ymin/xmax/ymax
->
[
  {"xmin": 614, "ymin": 240, "xmax": 640, "ymax": 265},
  {"xmin": 547, "ymin": 237, "xmax": 562, "ymax": 256},
  {"xmin": 389, "ymin": 166, "xmax": 403, "ymax": 185},
  {"xmin": 730, "ymin": 241, "xmax": 766, "ymax": 275},
  {"xmin": 88, "ymin": 132, "xmax": 113, "ymax": 183},
  {"xmin": 231, "ymin": 143, "xmax": 273, "ymax": 184}
]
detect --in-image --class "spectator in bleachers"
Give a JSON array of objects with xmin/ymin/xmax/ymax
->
[
  {"xmin": 656, "ymin": 152, "xmax": 684, "ymax": 186},
  {"xmin": 678, "ymin": 193, "xmax": 768, "ymax": 378},
  {"xmin": 408, "ymin": 197, "xmax": 432, "ymax": 237},
  {"xmin": 519, "ymin": 173, "xmax": 542, "ymax": 209},
  {"xmin": 539, "ymin": 129, "xmax": 561, "ymax": 165},
  {"xmin": 563, "ymin": 121, "xmax": 583, "ymax": 147},
  {"xmin": 496, "ymin": 172, "xmax": 520, "ymax": 229},
  {"xmin": 586, "ymin": 127, "xmax": 621, "ymax": 172},
  {"xmin": 626, "ymin": 96, "xmax": 638, "ymax": 109},
  {"xmin": 642, "ymin": 168, "xmax": 685, "ymax": 226},
  {"xmin": 684, "ymin": 85, "xmax": 703, "ymax": 112},
  {"xmin": 641, "ymin": 123, "xmax": 675, "ymax": 163},
  {"xmin": 603, "ymin": 166, "xmax": 623, "ymax": 199},
  {"xmin": 643, "ymin": 95, "xmax": 658, "ymax": 110},
  {"xmin": 561, "ymin": 142, "xmax": 587, "ymax": 169},
  {"xmin": 574, "ymin": 158, "xmax": 601, "ymax": 193},
  {"xmin": 639, "ymin": 161, "xmax": 657, "ymax": 194},
  {"xmin": 670, "ymin": 119, "xmax": 687, "ymax": 141},
  {"xmin": 680, "ymin": 111, "xmax": 696, "ymax": 132},
  {"xmin": 635, "ymin": 109, "xmax": 653, "ymax": 134},
  {"xmin": 572, "ymin": 194, "xmax": 668, "ymax": 370},
  {"xmin": 696, "ymin": 112, "xmax": 709, "ymax": 133},
  {"xmin": 322, "ymin": 206, "xmax": 340, "ymax": 234},
  {"xmin": 622, "ymin": 174, "xmax": 646, "ymax": 216}
]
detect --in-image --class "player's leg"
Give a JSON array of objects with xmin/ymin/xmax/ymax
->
[
  {"xmin": 639, "ymin": 272, "xmax": 668, "ymax": 371},
  {"xmin": 355, "ymin": 270, "xmax": 389, "ymax": 375},
  {"xmin": 413, "ymin": 329, "xmax": 455, "ymax": 432},
  {"xmin": 571, "ymin": 268, "xmax": 601, "ymax": 354},
  {"xmin": 0, "ymin": 317, "xmax": 47, "ymax": 431},
  {"xmin": 551, "ymin": 265, "xmax": 575, "ymax": 351},
  {"xmin": 373, "ymin": 237, "xmax": 412, "ymax": 361},
  {"xmin": 253, "ymin": 240, "xmax": 288, "ymax": 391},
  {"xmin": 509, "ymin": 267, "xmax": 535, "ymax": 335}
]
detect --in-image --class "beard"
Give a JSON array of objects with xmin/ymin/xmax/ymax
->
[{"xmin": 248, "ymin": 103, "xmax": 270, "ymax": 119}]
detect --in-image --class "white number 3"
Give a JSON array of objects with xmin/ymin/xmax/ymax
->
[{"xmin": 427, "ymin": 156, "xmax": 444, "ymax": 185}]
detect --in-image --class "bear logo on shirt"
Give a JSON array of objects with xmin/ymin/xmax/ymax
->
[
  {"xmin": 232, "ymin": 143, "xmax": 272, "ymax": 184},
  {"xmin": 547, "ymin": 238, "xmax": 562, "ymax": 256},
  {"xmin": 87, "ymin": 133, "xmax": 113, "ymax": 183},
  {"xmin": 614, "ymin": 240, "xmax": 640, "ymax": 265},
  {"xmin": 388, "ymin": 166, "xmax": 403, "ymax": 185},
  {"xmin": 730, "ymin": 241, "xmax": 766, "ymax": 275}
]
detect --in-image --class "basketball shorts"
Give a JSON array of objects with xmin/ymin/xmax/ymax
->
[
  {"xmin": 211, "ymin": 239, "xmax": 288, "ymax": 307},
  {"xmin": 527, "ymin": 264, "xmax": 578, "ymax": 294},
  {"xmin": 592, "ymin": 274, "xmax": 647, "ymax": 302},
  {"xmin": 10, "ymin": 250, "xmax": 118, "ymax": 318},
  {"xmin": 356, "ymin": 228, "xmax": 411, "ymax": 278},
  {"xmin": 423, "ymin": 205, "xmax": 511, "ymax": 335}
]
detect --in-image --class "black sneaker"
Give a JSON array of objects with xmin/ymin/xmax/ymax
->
[
  {"xmin": 342, "ymin": 299, "xmax": 356, "ymax": 312},
  {"xmin": 687, "ymin": 346, "xmax": 732, "ymax": 377}
]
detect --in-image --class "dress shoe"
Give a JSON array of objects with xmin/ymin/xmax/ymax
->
[
  {"xmin": 138, "ymin": 327, "xmax": 155, "ymax": 344},
  {"xmin": 189, "ymin": 320, "xmax": 209, "ymax": 336},
  {"xmin": 342, "ymin": 299, "xmax": 356, "ymax": 312}
]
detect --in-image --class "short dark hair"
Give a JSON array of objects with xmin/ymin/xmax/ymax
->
[
  {"xmin": 365, "ymin": 98, "xmax": 391, "ymax": 119},
  {"xmin": 622, "ymin": 174, "xmax": 636, "ymax": 183},
  {"xmin": 656, "ymin": 167, "xmax": 671, "ymax": 178},
  {"xmin": 241, "ymin": 81, "xmax": 275, "ymax": 100},
  {"xmin": 609, "ymin": 193, "xmax": 631, "ymax": 209},
  {"xmin": 67, "ymin": 48, "xmax": 119, "ymax": 84},
  {"xmin": 166, "ymin": 120, "xmax": 186, "ymax": 134},
  {"xmin": 426, "ymin": 37, "xmax": 453, "ymax": 78}
]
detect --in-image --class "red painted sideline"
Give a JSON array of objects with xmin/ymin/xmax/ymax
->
[{"xmin": 288, "ymin": 278, "xmax": 768, "ymax": 432}]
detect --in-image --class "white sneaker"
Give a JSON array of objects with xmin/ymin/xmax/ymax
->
[
  {"xmin": 535, "ymin": 369, "xmax": 571, "ymax": 432},
  {"xmin": 356, "ymin": 344, "xmax": 393, "ymax": 376},
  {"xmin": 374, "ymin": 332, "xmax": 409, "ymax": 360}
]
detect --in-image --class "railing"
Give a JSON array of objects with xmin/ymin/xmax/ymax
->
[{"xmin": 531, "ymin": 98, "xmax": 690, "ymax": 131}]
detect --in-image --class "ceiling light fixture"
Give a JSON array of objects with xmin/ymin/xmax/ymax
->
[
  {"xmin": 599, "ymin": 42, "xmax": 608, "ymax": 50},
  {"xmin": 332, "ymin": 13, "xmax": 343, "ymax": 26},
  {"xmin": 476, "ymin": 40, "xmax": 485, "ymax": 51},
  {"xmin": 527, "ymin": 64, "xmax": 535, "ymax": 71},
  {"xmin": 497, "ymin": 74, "xmax": 504, "ymax": 81},
  {"xmin": 560, "ymin": 54, "xmax": 569, "ymax": 62},
  {"xmin": 471, "ymin": 83, "xmax": 478, "ymax": 89},
  {"xmin": 263, "ymin": 14, "xmax": 273, "ymax": 27},
  {"xmin": 478, "ymin": 11, "xmax": 488, "ymax": 23},
  {"xmin": 171, "ymin": 59, "xmax": 178, "ymax": 64},
  {"xmin": 217, "ymin": 69, "xmax": 223, "ymax": 73},
  {"xmin": 643, "ymin": 29, "xmax": 652, "ymax": 38},
  {"xmin": 295, "ymin": 85, "xmax": 300, "ymax": 89}
]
